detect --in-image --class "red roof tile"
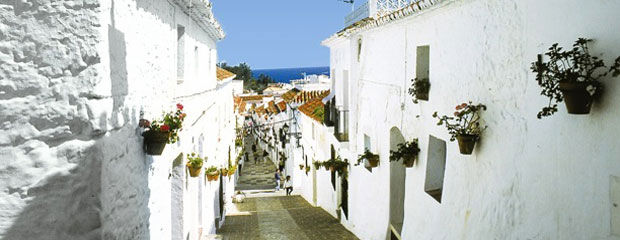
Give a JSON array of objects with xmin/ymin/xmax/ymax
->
[{"xmin": 216, "ymin": 67, "xmax": 236, "ymax": 81}]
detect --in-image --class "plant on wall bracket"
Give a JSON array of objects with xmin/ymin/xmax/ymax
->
[
  {"xmin": 408, "ymin": 78, "xmax": 431, "ymax": 103},
  {"xmin": 531, "ymin": 38, "xmax": 620, "ymax": 118},
  {"xmin": 355, "ymin": 149, "xmax": 379, "ymax": 168},
  {"xmin": 140, "ymin": 103, "xmax": 186, "ymax": 155},
  {"xmin": 433, "ymin": 102, "xmax": 486, "ymax": 155},
  {"xmin": 312, "ymin": 160, "xmax": 322, "ymax": 169},
  {"xmin": 186, "ymin": 153, "xmax": 204, "ymax": 178},
  {"xmin": 389, "ymin": 138, "xmax": 420, "ymax": 167}
]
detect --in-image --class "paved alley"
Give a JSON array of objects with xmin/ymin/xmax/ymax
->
[
  {"xmin": 237, "ymin": 136, "xmax": 278, "ymax": 190},
  {"xmin": 217, "ymin": 195, "xmax": 358, "ymax": 240}
]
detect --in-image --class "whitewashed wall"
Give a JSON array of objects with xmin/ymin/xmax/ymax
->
[
  {"xmin": 322, "ymin": 0, "xmax": 620, "ymax": 239},
  {"xmin": 0, "ymin": 0, "xmax": 232, "ymax": 239}
]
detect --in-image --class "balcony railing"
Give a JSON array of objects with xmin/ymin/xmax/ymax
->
[
  {"xmin": 377, "ymin": 0, "xmax": 419, "ymax": 16},
  {"xmin": 344, "ymin": 1, "xmax": 370, "ymax": 27},
  {"xmin": 334, "ymin": 108, "xmax": 349, "ymax": 142}
]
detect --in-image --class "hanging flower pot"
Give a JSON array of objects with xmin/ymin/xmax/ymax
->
[
  {"xmin": 329, "ymin": 166, "xmax": 335, "ymax": 172},
  {"xmin": 221, "ymin": 168, "xmax": 229, "ymax": 177},
  {"xmin": 206, "ymin": 167, "xmax": 219, "ymax": 181},
  {"xmin": 186, "ymin": 153, "xmax": 204, "ymax": 178},
  {"xmin": 456, "ymin": 134, "xmax": 477, "ymax": 155},
  {"xmin": 531, "ymin": 38, "xmax": 620, "ymax": 118},
  {"xmin": 143, "ymin": 130, "xmax": 170, "ymax": 155},
  {"xmin": 357, "ymin": 150, "xmax": 379, "ymax": 168},
  {"xmin": 299, "ymin": 164, "xmax": 304, "ymax": 170},
  {"xmin": 390, "ymin": 139, "xmax": 420, "ymax": 168},
  {"xmin": 558, "ymin": 82, "xmax": 593, "ymax": 114},
  {"xmin": 366, "ymin": 157, "xmax": 379, "ymax": 168},
  {"xmin": 402, "ymin": 154, "xmax": 416, "ymax": 168},
  {"xmin": 187, "ymin": 165, "xmax": 202, "ymax": 177},
  {"xmin": 434, "ymin": 102, "xmax": 486, "ymax": 156},
  {"xmin": 140, "ymin": 103, "xmax": 186, "ymax": 155}
]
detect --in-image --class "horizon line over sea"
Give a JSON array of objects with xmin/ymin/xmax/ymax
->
[{"xmin": 252, "ymin": 66, "xmax": 329, "ymax": 84}]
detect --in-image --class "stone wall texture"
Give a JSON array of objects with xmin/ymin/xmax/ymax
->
[
  {"xmin": 0, "ymin": 0, "xmax": 233, "ymax": 239},
  {"xmin": 0, "ymin": 1, "xmax": 105, "ymax": 239}
]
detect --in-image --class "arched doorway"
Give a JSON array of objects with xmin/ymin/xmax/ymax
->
[{"xmin": 389, "ymin": 127, "xmax": 406, "ymax": 239}]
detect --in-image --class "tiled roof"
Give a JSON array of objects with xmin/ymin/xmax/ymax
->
[
  {"xmin": 276, "ymin": 101, "xmax": 287, "ymax": 112},
  {"xmin": 216, "ymin": 67, "xmax": 236, "ymax": 81},
  {"xmin": 292, "ymin": 90, "xmax": 330, "ymax": 104},
  {"xmin": 298, "ymin": 98, "xmax": 324, "ymax": 123},
  {"xmin": 267, "ymin": 101, "xmax": 279, "ymax": 114},
  {"xmin": 238, "ymin": 101, "xmax": 246, "ymax": 114},
  {"xmin": 282, "ymin": 88, "xmax": 301, "ymax": 102},
  {"xmin": 255, "ymin": 105, "xmax": 266, "ymax": 116},
  {"xmin": 240, "ymin": 95, "xmax": 265, "ymax": 101}
]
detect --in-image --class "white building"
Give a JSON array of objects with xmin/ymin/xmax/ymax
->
[
  {"xmin": 0, "ymin": 0, "xmax": 236, "ymax": 239},
  {"xmin": 293, "ymin": 0, "xmax": 620, "ymax": 239}
]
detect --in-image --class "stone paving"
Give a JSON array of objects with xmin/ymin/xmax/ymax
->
[
  {"xmin": 217, "ymin": 195, "xmax": 358, "ymax": 240},
  {"xmin": 237, "ymin": 136, "xmax": 278, "ymax": 190}
]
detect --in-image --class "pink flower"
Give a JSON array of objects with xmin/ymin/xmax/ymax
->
[
  {"xmin": 176, "ymin": 103, "xmax": 184, "ymax": 110},
  {"xmin": 160, "ymin": 125, "xmax": 170, "ymax": 132}
]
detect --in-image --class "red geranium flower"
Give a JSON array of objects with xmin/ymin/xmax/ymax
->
[
  {"xmin": 176, "ymin": 103, "xmax": 184, "ymax": 110},
  {"xmin": 160, "ymin": 125, "xmax": 170, "ymax": 132}
]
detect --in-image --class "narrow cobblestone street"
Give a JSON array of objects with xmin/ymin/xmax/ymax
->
[
  {"xmin": 217, "ymin": 196, "xmax": 358, "ymax": 240},
  {"xmin": 236, "ymin": 136, "xmax": 277, "ymax": 190}
]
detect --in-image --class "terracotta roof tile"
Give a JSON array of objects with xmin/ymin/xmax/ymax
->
[
  {"xmin": 216, "ymin": 67, "xmax": 236, "ymax": 81},
  {"xmin": 298, "ymin": 98, "xmax": 325, "ymax": 123},
  {"xmin": 292, "ymin": 90, "xmax": 330, "ymax": 104},
  {"xmin": 240, "ymin": 95, "xmax": 265, "ymax": 101},
  {"xmin": 276, "ymin": 101, "xmax": 287, "ymax": 112},
  {"xmin": 238, "ymin": 101, "xmax": 246, "ymax": 114},
  {"xmin": 267, "ymin": 101, "xmax": 279, "ymax": 114},
  {"xmin": 282, "ymin": 89, "xmax": 301, "ymax": 102}
]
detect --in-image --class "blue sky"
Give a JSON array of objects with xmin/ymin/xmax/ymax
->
[{"xmin": 211, "ymin": 0, "xmax": 353, "ymax": 69}]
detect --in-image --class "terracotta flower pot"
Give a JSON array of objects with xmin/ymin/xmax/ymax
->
[
  {"xmin": 366, "ymin": 157, "xmax": 379, "ymax": 168},
  {"xmin": 299, "ymin": 165, "xmax": 304, "ymax": 170},
  {"xmin": 416, "ymin": 92, "xmax": 429, "ymax": 101},
  {"xmin": 207, "ymin": 172, "xmax": 218, "ymax": 181},
  {"xmin": 187, "ymin": 166, "xmax": 202, "ymax": 177},
  {"xmin": 559, "ymin": 82, "xmax": 593, "ymax": 114},
  {"xmin": 143, "ymin": 130, "xmax": 170, "ymax": 155},
  {"xmin": 456, "ymin": 134, "xmax": 477, "ymax": 155},
  {"xmin": 221, "ymin": 169, "xmax": 229, "ymax": 176},
  {"xmin": 403, "ymin": 155, "xmax": 415, "ymax": 168},
  {"xmin": 329, "ymin": 166, "xmax": 335, "ymax": 172}
]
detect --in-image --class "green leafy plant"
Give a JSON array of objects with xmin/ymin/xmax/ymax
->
[
  {"xmin": 389, "ymin": 139, "xmax": 420, "ymax": 166},
  {"xmin": 235, "ymin": 137, "xmax": 243, "ymax": 147},
  {"xmin": 356, "ymin": 149, "xmax": 379, "ymax": 166},
  {"xmin": 531, "ymin": 38, "xmax": 620, "ymax": 118},
  {"xmin": 186, "ymin": 152, "xmax": 204, "ymax": 169},
  {"xmin": 142, "ymin": 103, "xmax": 186, "ymax": 143},
  {"xmin": 205, "ymin": 166, "xmax": 219, "ymax": 176},
  {"xmin": 433, "ymin": 102, "xmax": 486, "ymax": 141},
  {"xmin": 312, "ymin": 160, "xmax": 322, "ymax": 169},
  {"xmin": 408, "ymin": 78, "xmax": 431, "ymax": 103},
  {"xmin": 312, "ymin": 107, "xmax": 325, "ymax": 122}
]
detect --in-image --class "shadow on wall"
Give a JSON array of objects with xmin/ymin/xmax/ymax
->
[{"xmin": 3, "ymin": 145, "xmax": 103, "ymax": 240}]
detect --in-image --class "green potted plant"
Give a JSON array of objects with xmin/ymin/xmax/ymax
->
[
  {"xmin": 312, "ymin": 161, "xmax": 322, "ymax": 169},
  {"xmin": 531, "ymin": 38, "xmax": 620, "ymax": 118},
  {"xmin": 220, "ymin": 167, "xmax": 229, "ymax": 177},
  {"xmin": 389, "ymin": 139, "xmax": 420, "ymax": 167},
  {"xmin": 228, "ymin": 165, "xmax": 237, "ymax": 176},
  {"xmin": 235, "ymin": 137, "xmax": 243, "ymax": 147},
  {"xmin": 433, "ymin": 102, "xmax": 486, "ymax": 155},
  {"xmin": 305, "ymin": 165, "xmax": 310, "ymax": 173},
  {"xmin": 140, "ymin": 103, "xmax": 186, "ymax": 155},
  {"xmin": 332, "ymin": 157, "xmax": 349, "ymax": 177},
  {"xmin": 186, "ymin": 153, "xmax": 204, "ymax": 177},
  {"xmin": 356, "ymin": 149, "xmax": 380, "ymax": 168},
  {"xmin": 408, "ymin": 78, "xmax": 431, "ymax": 103},
  {"xmin": 205, "ymin": 166, "xmax": 220, "ymax": 181},
  {"xmin": 299, "ymin": 164, "xmax": 305, "ymax": 170}
]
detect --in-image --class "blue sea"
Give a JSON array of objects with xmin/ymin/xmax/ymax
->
[{"xmin": 253, "ymin": 66, "xmax": 330, "ymax": 83}]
